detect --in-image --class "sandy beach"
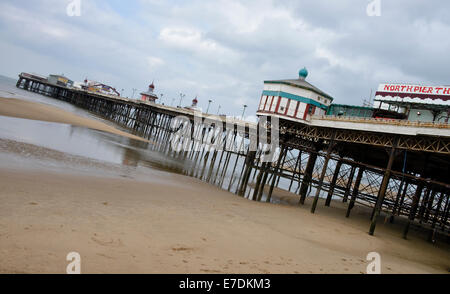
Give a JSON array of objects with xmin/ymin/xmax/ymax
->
[
  {"xmin": 1, "ymin": 165, "xmax": 449, "ymax": 274},
  {"xmin": 0, "ymin": 97, "xmax": 449, "ymax": 274}
]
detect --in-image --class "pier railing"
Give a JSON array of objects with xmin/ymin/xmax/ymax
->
[{"xmin": 314, "ymin": 115, "xmax": 450, "ymax": 129}]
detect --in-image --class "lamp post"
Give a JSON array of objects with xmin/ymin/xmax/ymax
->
[
  {"xmin": 206, "ymin": 99, "xmax": 213, "ymax": 114},
  {"xmin": 241, "ymin": 105, "xmax": 248, "ymax": 120},
  {"xmin": 178, "ymin": 93, "xmax": 185, "ymax": 107},
  {"xmin": 131, "ymin": 88, "xmax": 137, "ymax": 99},
  {"xmin": 120, "ymin": 89, "xmax": 124, "ymax": 97},
  {"xmin": 217, "ymin": 105, "xmax": 221, "ymax": 115},
  {"xmin": 160, "ymin": 93, "xmax": 164, "ymax": 104},
  {"xmin": 171, "ymin": 97, "xmax": 175, "ymax": 106}
]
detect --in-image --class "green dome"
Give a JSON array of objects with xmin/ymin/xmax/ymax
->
[{"xmin": 299, "ymin": 67, "xmax": 308, "ymax": 79}]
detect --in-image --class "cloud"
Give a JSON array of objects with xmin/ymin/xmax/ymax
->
[
  {"xmin": 158, "ymin": 26, "xmax": 240, "ymax": 65},
  {"xmin": 146, "ymin": 56, "xmax": 165, "ymax": 68},
  {"xmin": 159, "ymin": 27, "xmax": 220, "ymax": 53}
]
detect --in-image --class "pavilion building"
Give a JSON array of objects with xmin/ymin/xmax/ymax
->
[
  {"xmin": 257, "ymin": 68, "xmax": 334, "ymax": 122},
  {"xmin": 141, "ymin": 82, "xmax": 158, "ymax": 102},
  {"xmin": 374, "ymin": 83, "xmax": 450, "ymax": 123}
]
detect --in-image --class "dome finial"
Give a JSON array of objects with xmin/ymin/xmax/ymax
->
[
  {"xmin": 299, "ymin": 67, "xmax": 308, "ymax": 80},
  {"xmin": 149, "ymin": 80, "xmax": 155, "ymax": 92}
]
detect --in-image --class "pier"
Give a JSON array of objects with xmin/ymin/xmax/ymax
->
[{"xmin": 16, "ymin": 72, "xmax": 450, "ymax": 243}]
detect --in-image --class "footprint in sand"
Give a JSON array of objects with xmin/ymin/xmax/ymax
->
[
  {"xmin": 171, "ymin": 247, "xmax": 195, "ymax": 252},
  {"xmin": 91, "ymin": 236, "xmax": 124, "ymax": 247},
  {"xmin": 96, "ymin": 253, "xmax": 115, "ymax": 260}
]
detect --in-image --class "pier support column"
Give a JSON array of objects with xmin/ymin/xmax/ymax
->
[
  {"xmin": 427, "ymin": 191, "xmax": 444, "ymax": 242},
  {"xmin": 267, "ymin": 147, "xmax": 287, "ymax": 203},
  {"xmin": 402, "ymin": 182, "xmax": 424, "ymax": 239},
  {"xmin": 369, "ymin": 139, "xmax": 399, "ymax": 236},
  {"xmin": 275, "ymin": 149, "xmax": 288, "ymax": 187},
  {"xmin": 218, "ymin": 150, "xmax": 232, "ymax": 187},
  {"xmin": 325, "ymin": 159, "xmax": 342, "ymax": 207},
  {"xmin": 228, "ymin": 137, "xmax": 245, "ymax": 192},
  {"xmin": 218, "ymin": 133, "xmax": 235, "ymax": 187},
  {"xmin": 238, "ymin": 151, "xmax": 257, "ymax": 196},
  {"xmin": 346, "ymin": 167, "xmax": 365, "ymax": 218},
  {"xmin": 288, "ymin": 152, "xmax": 301, "ymax": 192},
  {"xmin": 390, "ymin": 179, "xmax": 408, "ymax": 223},
  {"xmin": 418, "ymin": 186, "xmax": 433, "ymax": 223},
  {"xmin": 440, "ymin": 193, "xmax": 450, "ymax": 231},
  {"xmin": 206, "ymin": 149, "xmax": 219, "ymax": 183},
  {"xmin": 402, "ymin": 154, "xmax": 429, "ymax": 239},
  {"xmin": 397, "ymin": 181, "xmax": 409, "ymax": 217},
  {"xmin": 199, "ymin": 147, "xmax": 212, "ymax": 180},
  {"xmin": 253, "ymin": 162, "xmax": 269, "ymax": 201},
  {"xmin": 299, "ymin": 150, "xmax": 318, "ymax": 205},
  {"xmin": 311, "ymin": 134, "xmax": 336, "ymax": 213},
  {"xmin": 342, "ymin": 165, "xmax": 356, "ymax": 203},
  {"xmin": 212, "ymin": 150, "xmax": 225, "ymax": 184},
  {"xmin": 424, "ymin": 189, "xmax": 438, "ymax": 223}
]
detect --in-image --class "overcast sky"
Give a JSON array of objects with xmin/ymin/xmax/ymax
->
[{"xmin": 0, "ymin": 0, "xmax": 449, "ymax": 118}]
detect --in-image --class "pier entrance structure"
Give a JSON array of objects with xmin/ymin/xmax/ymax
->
[
  {"xmin": 17, "ymin": 72, "xmax": 450, "ymax": 243},
  {"xmin": 141, "ymin": 82, "xmax": 159, "ymax": 103},
  {"xmin": 374, "ymin": 83, "xmax": 450, "ymax": 123}
]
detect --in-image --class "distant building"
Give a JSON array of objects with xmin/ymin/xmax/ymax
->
[
  {"xmin": 374, "ymin": 83, "xmax": 450, "ymax": 123},
  {"xmin": 81, "ymin": 79, "xmax": 120, "ymax": 96},
  {"xmin": 141, "ymin": 82, "xmax": 158, "ymax": 102},
  {"xmin": 20, "ymin": 72, "xmax": 47, "ymax": 83},
  {"xmin": 48, "ymin": 74, "xmax": 73, "ymax": 87},
  {"xmin": 185, "ymin": 97, "xmax": 201, "ymax": 111},
  {"xmin": 257, "ymin": 68, "xmax": 334, "ymax": 121}
]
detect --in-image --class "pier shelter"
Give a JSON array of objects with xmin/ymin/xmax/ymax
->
[{"xmin": 257, "ymin": 68, "xmax": 333, "ymax": 121}]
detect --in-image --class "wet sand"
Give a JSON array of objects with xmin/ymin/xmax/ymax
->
[
  {"xmin": 0, "ymin": 97, "xmax": 449, "ymax": 274},
  {"xmin": 0, "ymin": 97, "xmax": 149, "ymax": 143},
  {"xmin": 1, "ymin": 164, "xmax": 449, "ymax": 274}
]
